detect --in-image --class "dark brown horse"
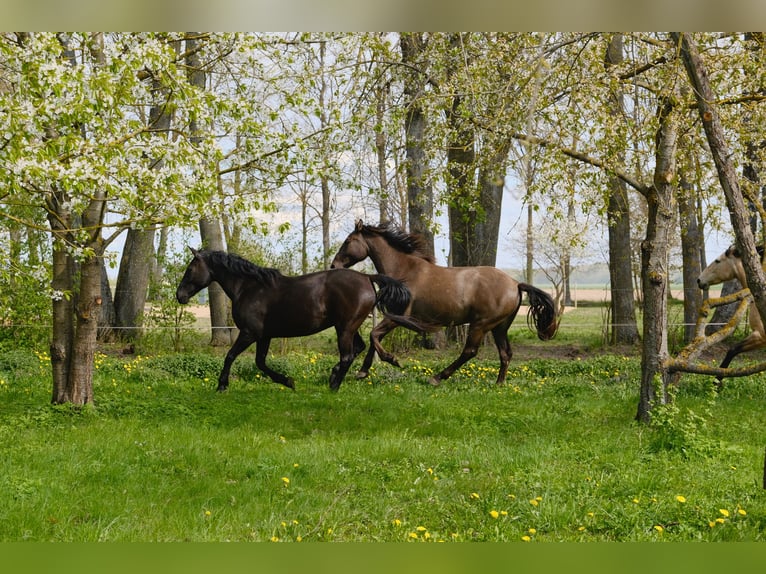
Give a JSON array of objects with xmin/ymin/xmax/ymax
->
[
  {"xmin": 176, "ymin": 248, "xmax": 412, "ymax": 391},
  {"xmin": 331, "ymin": 221, "xmax": 558, "ymax": 386}
]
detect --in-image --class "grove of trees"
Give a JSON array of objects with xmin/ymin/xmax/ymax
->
[{"xmin": 1, "ymin": 32, "xmax": 765, "ymax": 423}]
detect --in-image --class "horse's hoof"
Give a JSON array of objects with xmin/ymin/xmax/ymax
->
[
  {"xmin": 355, "ymin": 371, "xmax": 369, "ymax": 379},
  {"xmin": 216, "ymin": 385, "xmax": 228, "ymax": 392},
  {"xmin": 428, "ymin": 377, "xmax": 441, "ymax": 387},
  {"xmin": 284, "ymin": 378, "xmax": 295, "ymax": 390}
]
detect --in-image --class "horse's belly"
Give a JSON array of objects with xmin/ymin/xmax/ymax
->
[
  {"xmin": 410, "ymin": 301, "xmax": 470, "ymax": 325},
  {"xmin": 265, "ymin": 316, "xmax": 332, "ymax": 338}
]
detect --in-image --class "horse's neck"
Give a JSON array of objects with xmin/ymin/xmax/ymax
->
[
  {"xmin": 207, "ymin": 262, "xmax": 247, "ymax": 300},
  {"xmin": 368, "ymin": 236, "xmax": 423, "ymax": 277}
]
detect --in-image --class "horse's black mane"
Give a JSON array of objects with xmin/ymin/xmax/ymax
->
[
  {"xmin": 728, "ymin": 244, "xmax": 766, "ymax": 260},
  {"xmin": 202, "ymin": 250, "xmax": 283, "ymax": 286},
  {"xmin": 360, "ymin": 221, "xmax": 435, "ymax": 263}
]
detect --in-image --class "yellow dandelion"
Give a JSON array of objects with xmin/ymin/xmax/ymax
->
[
  {"xmin": 408, "ymin": 532, "xmax": 419, "ymax": 540},
  {"xmin": 392, "ymin": 519, "xmax": 402, "ymax": 527},
  {"xmin": 709, "ymin": 521, "xmax": 716, "ymax": 528},
  {"xmin": 632, "ymin": 498, "xmax": 640, "ymax": 504},
  {"xmin": 521, "ymin": 535, "xmax": 531, "ymax": 542},
  {"xmin": 719, "ymin": 509, "xmax": 730, "ymax": 518},
  {"xmin": 528, "ymin": 528, "xmax": 537, "ymax": 535},
  {"xmin": 738, "ymin": 508, "xmax": 747, "ymax": 516},
  {"xmin": 296, "ymin": 536, "xmax": 302, "ymax": 542},
  {"xmin": 489, "ymin": 510, "xmax": 499, "ymax": 519},
  {"xmin": 470, "ymin": 492, "xmax": 480, "ymax": 500},
  {"xmin": 676, "ymin": 495, "xmax": 687, "ymax": 503},
  {"xmin": 270, "ymin": 536, "xmax": 279, "ymax": 542},
  {"xmin": 416, "ymin": 526, "xmax": 427, "ymax": 532},
  {"xmin": 204, "ymin": 510, "xmax": 211, "ymax": 517},
  {"xmin": 529, "ymin": 499, "xmax": 539, "ymax": 507},
  {"xmin": 654, "ymin": 525, "xmax": 664, "ymax": 533},
  {"xmin": 281, "ymin": 477, "xmax": 290, "ymax": 486},
  {"xmin": 715, "ymin": 518, "xmax": 725, "ymax": 524}
]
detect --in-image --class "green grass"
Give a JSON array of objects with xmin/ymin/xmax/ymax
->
[{"xmin": 1, "ymin": 327, "xmax": 764, "ymax": 542}]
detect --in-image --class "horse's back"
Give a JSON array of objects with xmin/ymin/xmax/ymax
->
[
  {"xmin": 236, "ymin": 269, "xmax": 374, "ymax": 338},
  {"xmin": 405, "ymin": 264, "xmax": 521, "ymax": 324}
]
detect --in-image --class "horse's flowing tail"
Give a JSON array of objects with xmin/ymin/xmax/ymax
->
[
  {"xmin": 369, "ymin": 275, "xmax": 440, "ymax": 333},
  {"xmin": 518, "ymin": 283, "xmax": 559, "ymax": 341},
  {"xmin": 370, "ymin": 274, "xmax": 411, "ymax": 315}
]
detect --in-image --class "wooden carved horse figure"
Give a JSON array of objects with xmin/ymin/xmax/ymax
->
[
  {"xmin": 176, "ymin": 248, "xmax": 412, "ymax": 391},
  {"xmin": 331, "ymin": 221, "xmax": 559, "ymax": 386},
  {"xmin": 697, "ymin": 245, "xmax": 766, "ymax": 382}
]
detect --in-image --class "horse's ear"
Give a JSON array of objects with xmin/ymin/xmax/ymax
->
[
  {"xmin": 188, "ymin": 246, "xmax": 199, "ymax": 258},
  {"xmin": 355, "ymin": 219, "xmax": 364, "ymax": 231}
]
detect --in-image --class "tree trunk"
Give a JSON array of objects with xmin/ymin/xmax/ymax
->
[
  {"xmin": 98, "ymin": 260, "xmax": 116, "ymax": 342},
  {"xmin": 49, "ymin": 218, "xmax": 74, "ymax": 405},
  {"xmin": 401, "ymin": 33, "xmax": 435, "ymax": 257},
  {"xmin": 375, "ymin": 77, "xmax": 392, "ymax": 223},
  {"xmin": 678, "ymin": 173, "xmax": 704, "ymax": 344},
  {"xmin": 675, "ymin": 33, "xmax": 766, "ymax": 333},
  {"xmin": 112, "ymin": 50, "xmax": 171, "ymax": 342},
  {"xmin": 636, "ymin": 96, "xmax": 678, "ymax": 423},
  {"xmin": 186, "ymin": 32, "xmax": 231, "ymax": 347},
  {"xmin": 113, "ymin": 227, "xmax": 156, "ymax": 341},
  {"xmin": 604, "ymin": 33, "xmax": 640, "ymax": 345}
]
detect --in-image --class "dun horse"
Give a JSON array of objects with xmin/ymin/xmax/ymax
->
[
  {"xmin": 176, "ymin": 248, "xmax": 412, "ymax": 391},
  {"xmin": 331, "ymin": 221, "xmax": 559, "ymax": 386},
  {"xmin": 697, "ymin": 245, "xmax": 766, "ymax": 380}
]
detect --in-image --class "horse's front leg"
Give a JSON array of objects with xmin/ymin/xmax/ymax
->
[
  {"xmin": 218, "ymin": 331, "xmax": 257, "ymax": 391},
  {"xmin": 255, "ymin": 338, "xmax": 295, "ymax": 390},
  {"xmin": 358, "ymin": 317, "xmax": 400, "ymax": 378},
  {"xmin": 429, "ymin": 326, "xmax": 485, "ymax": 386}
]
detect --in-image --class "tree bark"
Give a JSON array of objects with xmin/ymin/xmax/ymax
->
[
  {"xmin": 604, "ymin": 33, "xmax": 640, "ymax": 345},
  {"xmin": 636, "ymin": 95, "xmax": 678, "ymax": 423},
  {"xmin": 674, "ymin": 33, "xmax": 766, "ymax": 333},
  {"xmin": 186, "ymin": 32, "xmax": 231, "ymax": 346},
  {"xmin": 113, "ymin": 227, "xmax": 156, "ymax": 341},
  {"xmin": 677, "ymin": 175, "xmax": 704, "ymax": 343},
  {"xmin": 401, "ymin": 33, "xmax": 435, "ymax": 257}
]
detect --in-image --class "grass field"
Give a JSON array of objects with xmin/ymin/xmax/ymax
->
[{"xmin": 0, "ymin": 304, "xmax": 764, "ymax": 542}]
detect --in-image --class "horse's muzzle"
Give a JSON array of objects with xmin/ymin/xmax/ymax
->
[{"xmin": 176, "ymin": 290, "xmax": 190, "ymax": 304}]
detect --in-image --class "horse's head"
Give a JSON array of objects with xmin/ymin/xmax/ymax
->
[
  {"xmin": 176, "ymin": 247, "xmax": 213, "ymax": 304},
  {"xmin": 697, "ymin": 246, "xmax": 743, "ymax": 290},
  {"xmin": 331, "ymin": 220, "xmax": 370, "ymax": 269}
]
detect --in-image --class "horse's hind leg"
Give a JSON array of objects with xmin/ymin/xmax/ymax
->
[
  {"xmin": 330, "ymin": 328, "xmax": 363, "ymax": 391},
  {"xmin": 358, "ymin": 317, "xmax": 400, "ymax": 378},
  {"xmin": 255, "ymin": 338, "xmax": 295, "ymax": 389},
  {"xmin": 716, "ymin": 332, "xmax": 765, "ymax": 389},
  {"xmin": 491, "ymin": 321, "xmax": 513, "ymax": 384}
]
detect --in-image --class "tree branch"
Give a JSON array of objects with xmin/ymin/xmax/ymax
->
[{"xmin": 508, "ymin": 131, "xmax": 652, "ymax": 197}]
